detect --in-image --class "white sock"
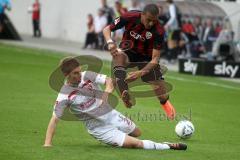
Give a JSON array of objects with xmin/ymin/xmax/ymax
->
[{"xmin": 142, "ymin": 140, "xmax": 170, "ymax": 150}]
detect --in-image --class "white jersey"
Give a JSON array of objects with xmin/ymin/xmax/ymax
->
[
  {"xmin": 53, "ymin": 71, "xmax": 114, "ymax": 129},
  {"xmin": 53, "ymin": 71, "xmax": 136, "ymax": 147}
]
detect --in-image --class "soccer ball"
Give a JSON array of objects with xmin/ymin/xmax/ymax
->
[{"xmin": 175, "ymin": 120, "xmax": 195, "ymax": 139}]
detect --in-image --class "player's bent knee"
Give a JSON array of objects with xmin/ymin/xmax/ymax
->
[
  {"xmin": 113, "ymin": 52, "xmax": 127, "ymax": 60},
  {"xmin": 129, "ymin": 128, "xmax": 141, "ymax": 137}
]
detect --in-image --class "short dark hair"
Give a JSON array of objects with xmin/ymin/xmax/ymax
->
[
  {"xmin": 59, "ymin": 57, "xmax": 80, "ymax": 76},
  {"xmin": 143, "ymin": 4, "xmax": 159, "ymax": 16}
]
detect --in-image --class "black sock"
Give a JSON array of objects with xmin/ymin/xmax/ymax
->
[
  {"xmin": 172, "ymin": 48, "xmax": 178, "ymax": 59},
  {"xmin": 113, "ymin": 66, "xmax": 128, "ymax": 95},
  {"xmin": 160, "ymin": 95, "xmax": 169, "ymax": 105},
  {"xmin": 167, "ymin": 49, "xmax": 173, "ymax": 61}
]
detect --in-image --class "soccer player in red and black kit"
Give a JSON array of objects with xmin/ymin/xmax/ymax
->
[{"xmin": 103, "ymin": 4, "xmax": 176, "ymax": 119}]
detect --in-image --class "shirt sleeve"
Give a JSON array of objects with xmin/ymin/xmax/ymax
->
[
  {"xmin": 109, "ymin": 16, "xmax": 128, "ymax": 31},
  {"xmin": 83, "ymin": 71, "xmax": 107, "ymax": 85},
  {"xmin": 153, "ymin": 32, "xmax": 165, "ymax": 50},
  {"xmin": 52, "ymin": 94, "xmax": 69, "ymax": 118}
]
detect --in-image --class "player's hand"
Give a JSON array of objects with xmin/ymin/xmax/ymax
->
[
  {"xmin": 108, "ymin": 43, "xmax": 118, "ymax": 57},
  {"xmin": 125, "ymin": 71, "xmax": 143, "ymax": 83}
]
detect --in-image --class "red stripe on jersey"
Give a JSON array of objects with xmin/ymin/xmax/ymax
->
[
  {"xmin": 110, "ymin": 11, "xmax": 165, "ymax": 57},
  {"xmin": 81, "ymin": 80, "xmax": 92, "ymax": 88},
  {"xmin": 68, "ymin": 90, "xmax": 79, "ymax": 100}
]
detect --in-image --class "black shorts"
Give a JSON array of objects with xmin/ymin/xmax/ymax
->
[
  {"xmin": 169, "ymin": 29, "xmax": 181, "ymax": 41},
  {"xmin": 0, "ymin": 14, "xmax": 4, "ymax": 25},
  {"xmin": 125, "ymin": 50, "xmax": 163, "ymax": 82}
]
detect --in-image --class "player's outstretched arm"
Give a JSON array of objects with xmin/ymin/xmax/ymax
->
[
  {"xmin": 101, "ymin": 77, "xmax": 115, "ymax": 104},
  {"xmin": 43, "ymin": 115, "xmax": 59, "ymax": 147},
  {"xmin": 103, "ymin": 26, "xmax": 118, "ymax": 56},
  {"xmin": 103, "ymin": 26, "xmax": 112, "ymax": 43},
  {"xmin": 105, "ymin": 77, "xmax": 115, "ymax": 93}
]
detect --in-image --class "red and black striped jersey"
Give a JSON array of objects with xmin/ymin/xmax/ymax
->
[{"xmin": 109, "ymin": 11, "xmax": 165, "ymax": 57}]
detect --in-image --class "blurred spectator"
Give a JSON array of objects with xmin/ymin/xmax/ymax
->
[
  {"xmin": 193, "ymin": 16, "xmax": 204, "ymax": 42},
  {"xmin": 0, "ymin": 0, "xmax": 11, "ymax": 33},
  {"xmin": 181, "ymin": 20, "xmax": 187, "ymax": 33},
  {"xmin": 182, "ymin": 20, "xmax": 195, "ymax": 36},
  {"xmin": 94, "ymin": 9, "xmax": 107, "ymax": 49},
  {"xmin": 28, "ymin": 0, "xmax": 41, "ymax": 37},
  {"xmin": 186, "ymin": 18, "xmax": 204, "ymax": 58},
  {"xmin": 178, "ymin": 31, "xmax": 189, "ymax": 57},
  {"xmin": 214, "ymin": 22, "xmax": 222, "ymax": 37},
  {"xmin": 157, "ymin": 4, "xmax": 168, "ymax": 26},
  {"xmin": 212, "ymin": 20, "xmax": 235, "ymax": 61},
  {"xmin": 100, "ymin": 0, "xmax": 115, "ymax": 25},
  {"xmin": 165, "ymin": 0, "xmax": 182, "ymax": 63},
  {"xmin": 129, "ymin": 0, "xmax": 141, "ymax": 11},
  {"xmin": 202, "ymin": 18, "xmax": 217, "ymax": 60},
  {"xmin": 83, "ymin": 14, "xmax": 96, "ymax": 49},
  {"xmin": 177, "ymin": 15, "xmax": 232, "ymax": 58}
]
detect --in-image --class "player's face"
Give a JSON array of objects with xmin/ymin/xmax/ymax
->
[
  {"xmin": 141, "ymin": 12, "xmax": 158, "ymax": 29},
  {"xmin": 68, "ymin": 67, "xmax": 81, "ymax": 85}
]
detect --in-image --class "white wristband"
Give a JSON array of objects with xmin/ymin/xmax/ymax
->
[{"xmin": 107, "ymin": 39, "xmax": 114, "ymax": 44}]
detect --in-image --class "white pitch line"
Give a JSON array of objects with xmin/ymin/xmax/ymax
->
[{"xmin": 167, "ymin": 76, "xmax": 240, "ymax": 91}]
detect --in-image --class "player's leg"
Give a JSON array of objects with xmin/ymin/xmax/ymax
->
[
  {"xmin": 109, "ymin": 109, "xmax": 141, "ymax": 137},
  {"xmin": 36, "ymin": 20, "xmax": 40, "ymax": 37},
  {"xmin": 122, "ymin": 135, "xmax": 187, "ymax": 150},
  {"xmin": 151, "ymin": 84, "xmax": 176, "ymax": 120},
  {"xmin": 129, "ymin": 127, "xmax": 141, "ymax": 137},
  {"xmin": 37, "ymin": 20, "xmax": 41, "ymax": 37},
  {"xmin": 88, "ymin": 120, "xmax": 186, "ymax": 150},
  {"xmin": 140, "ymin": 63, "xmax": 176, "ymax": 120},
  {"xmin": 112, "ymin": 51, "xmax": 133, "ymax": 108},
  {"xmin": 33, "ymin": 20, "xmax": 37, "ymax": 37}
]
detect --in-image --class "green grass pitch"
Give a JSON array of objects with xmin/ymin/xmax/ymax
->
[{"xmin": 0, "ymin": 43, "xmax": 240, "ymax": 160}]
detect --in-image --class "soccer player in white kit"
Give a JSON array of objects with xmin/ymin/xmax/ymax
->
[{"xmin": 43, "ymin": 57, "xmax": 187, "ymax": 150}]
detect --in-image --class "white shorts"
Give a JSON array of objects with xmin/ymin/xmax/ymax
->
[{"xmin": 87, "ymin": 110, "xmax": 136, "ymax": 147}]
